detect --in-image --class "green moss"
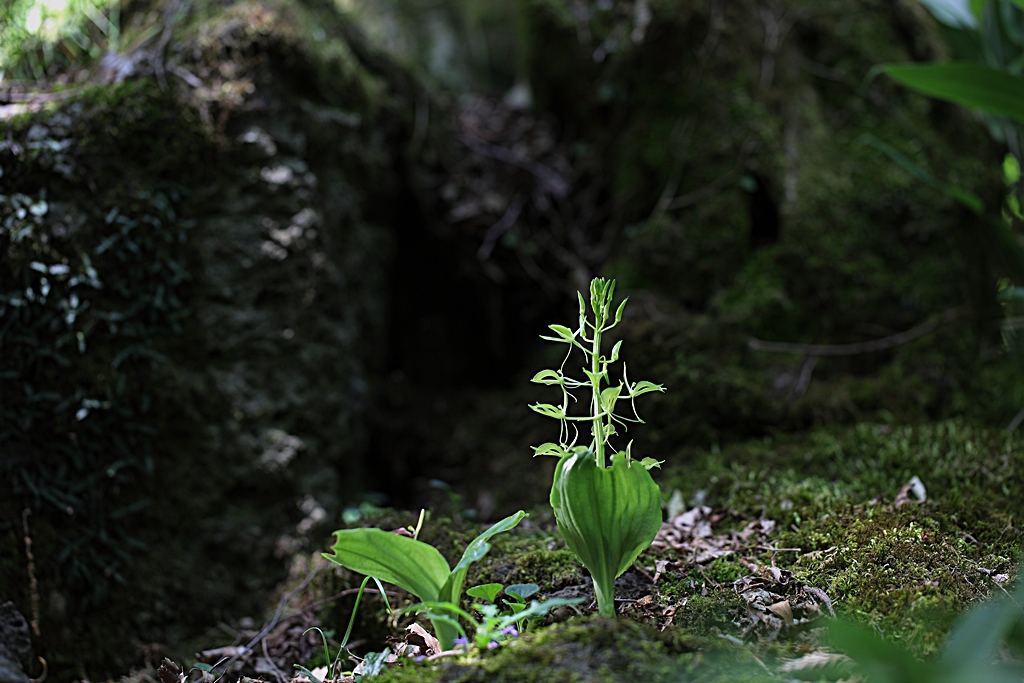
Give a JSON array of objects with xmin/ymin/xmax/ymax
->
[
  {"xmin": 374, "ymin": 616, "xmax": 765, "ymax": 683},
  {"xmin": 469, "ymin": 540, "xmax": 585, "ymax": 592},
  {"xmin": 654, "ymin": 420, "xmax": 1024, "ymax": 653}
]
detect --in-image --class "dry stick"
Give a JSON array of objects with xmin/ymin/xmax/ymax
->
[
  {"xmin": 748, "ymin": 308, "xmax": 964, "ymax": 356},
  {"xmin": 219, "ymin": 566, "xmax": 322, "ymax": 673},
  {"xmin": 261, "ymin": 636, "xmax": 288, "ymax": 683},
  {"xmin": 22, "ymin": 510, "xmax": 40, "ymax": 638},
  {"xmin": 459, "ymin": 133, "xmax": 571, "ymax": 198}
]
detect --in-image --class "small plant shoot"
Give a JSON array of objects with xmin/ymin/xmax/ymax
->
[{"xmin": 530, "ymin": 277, "xmax": 666, "ymax": 616}]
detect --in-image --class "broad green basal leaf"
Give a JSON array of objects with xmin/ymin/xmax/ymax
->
[
  {"xmin": 549, "ymin": 451, "xmax": 662, "ymax": 616},
  {"xmin": 323, "ymin": 528, "xmax": 450, "ymax": 602}
]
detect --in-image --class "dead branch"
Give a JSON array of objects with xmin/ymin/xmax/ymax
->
[{"xmin": 748, "ymin": 308, "xmax": 963, "ymax": 356}]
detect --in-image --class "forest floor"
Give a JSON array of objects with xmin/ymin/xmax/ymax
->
[{"xmin": 123, "ymin": 419, "xmax": 1022, "ymax": 683}]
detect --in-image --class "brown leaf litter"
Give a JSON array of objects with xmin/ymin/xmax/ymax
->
[{"xmin": 649, "ymin": 505, "xmax": 835, "ymax": 640}]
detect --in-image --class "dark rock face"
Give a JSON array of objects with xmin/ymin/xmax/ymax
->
[
  {"xmin": 0, "ymin": 603, "xmax": 30, "ymax": 683},
  {"xmin": 0, "ymin": 3, "xmax": 426, "ymax": 678}
]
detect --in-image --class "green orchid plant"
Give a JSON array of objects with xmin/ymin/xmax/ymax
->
[
  {"xmin": 530, "ymin": 277, "xmax": 666, "ymax": 616},
  {"xmin": 323, "ymin": 510, "xmax": 526, "ymax": 651}
]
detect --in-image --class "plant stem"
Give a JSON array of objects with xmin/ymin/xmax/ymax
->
[
  {"xmin": 593, "ymin": 576, "xmax": 616, "ymax": 616},
  {"xmin": 591, "ymin": 313, "xmax": 605, "ymax": 469}
]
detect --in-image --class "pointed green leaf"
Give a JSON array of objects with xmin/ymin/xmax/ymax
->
[
  {"xmin": 542, "ymin": 324, "xmax": 577, "ymax": 345},
  {"xmin": 549, "ymin": 452, "xmax": 662, "ymax": 616},
  {"xmin": 451, "ymin": 510, "xmax": 527, "ymax": 575},
  {"xmin": 609, "ymin": 340, "xmax": 623, "ymax": 363},
  {"xmin": 439, "ymin": 510, "xmax": 528, "ymax": 606},
  {"xmin": 881, "ymin": 62, "xmax": 1024, "ymax": 125},
  {"xmin": 613, "ymin": 298, "xmax": 627, "ymax": 326},
  {"xmin": 629, "ymin": 381, "xmax": 666, "ymax": 397},
  {"xmin": 530, "ymin": 369, "xmax": 564, "ymax": 385},
  {"xmin": 639, "ymin": 458, "xmax": 664, "ymax": 470},
  {"xmin": 466, "ymin": 583, "xmax": 504, "ymax": 604},
  {"xmin": 323, "ymin": 529, "xmax": 450, "ymax": 602}
]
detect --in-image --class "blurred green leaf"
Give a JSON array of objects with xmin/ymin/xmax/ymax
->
[
  {"xmin": 882, "ymin": 62, "xmax": 1024, "ymax": 124},
  {"xmin": 505, "ymin": 583, "xmax": 539, "ymax": 600}
]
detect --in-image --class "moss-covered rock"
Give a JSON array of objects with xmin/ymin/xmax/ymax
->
[{"xmin": 0, "ymin": 1, "xmax": 432, "ymax": 678}]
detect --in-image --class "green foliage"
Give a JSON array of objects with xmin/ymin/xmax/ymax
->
[
  {"xmin": 550, "ymin": 451, "xmax": 662, "ymax": 616},
  {"xmin": 829, "ymin": 573, "xmax": 1024, "ymax": 682},
  {"xmin": 465, "ymin": 582, "xmax": 547, "ymax": 634},
  {"xmin": 658, "ymin": 420, "xmax": 1023, "ymax": 653},
  {"xmin": 881, "ymin": 62, "xmax": 1024, "ymax": 124},
  {"xmin": 879, "ymin": 0, "xmax": 1024, "ymax": 423},
  {"xmin": 532, "ymin": 278, "xmax": 665, "ymax": 616},
  {"xmin": 0, "ymin": 0, "xmax": 122, "ymax": 81},
  {"xmin": 411, "ymin": 595, "xmax": 583, "ymax": 651},
  {"xmin": 323, "ymin": 510, "xmax": 528, "ymax": 650},
  {"xmin": 0, "ymin": 98, "xmax": 196, "ymax": 606},
  {"xmin": 529, "ymin": 277, "xmax": 665, "ymax": 468}
]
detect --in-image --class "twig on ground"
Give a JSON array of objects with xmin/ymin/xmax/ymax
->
[
  {"xmin": 749, "ymin": 308, "xmax": 963, "ymax": 356},
  {"xmin": 220, "ymin": 565, "xmax": 322, "ymax": 672}
]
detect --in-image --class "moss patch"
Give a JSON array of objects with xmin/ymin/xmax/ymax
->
[
  {"xmin": 653, "ymin": 420, "xmax": 1023, "ymax": 653},
  {"xmin": 373, "ymin": 617, "xmax": 765, "ymax": 683}
]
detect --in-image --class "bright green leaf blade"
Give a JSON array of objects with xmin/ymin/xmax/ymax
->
[
  {"xmin": 549, "ymin": 452, "xmax": 662, "ymax": 616},
  {"xmin": 548, "ymin": 324, "xmax": 577, "ymax": 342},
  {"xmin": 497, "ymin": 597, "xmax": 585, "ymax": 627},
  {"xmin": 638, "ymin": 457, "xmax": 664, "ymax": 470},
  {"xmin": 323, "ymin": 528, "xmax": 449, "ymax": 602},
  {"xmin": 451, "ymin": 510, "xmax": 528, "ymax": 575},
  {"xmin": 466, "ymin": 582, "xmax": 504, "ymax": 604},
  {"xmin": 882, "ymin": 62, "xmax": 1024, "ymax": 125},
  {"xmin": 439, "ymin": 510, "xmax": 528, "ymax": 605}
]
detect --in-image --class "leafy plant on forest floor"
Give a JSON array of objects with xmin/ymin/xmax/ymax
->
[
  {"xmin": 530, "ymin": 277, "xmax": 666, "ymax": 616},
  {"xmin": 322, "ymin": 510, "xmax": 526, "ymax": 651}
]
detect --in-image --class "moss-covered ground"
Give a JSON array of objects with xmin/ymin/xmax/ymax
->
[{"xmin": 173, "ymin": 418, "xmax": 1017, "ymax": 682}]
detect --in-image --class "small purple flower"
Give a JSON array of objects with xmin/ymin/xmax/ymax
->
[
  {"xmin": 500, "ymin": 626, "xmax": 519, "ymax": 638},
  {"xmin": 453, "ymin": 637, "xmax": 469, "ymax": 647},
  {"xmin": 487, "ymin": 640, "xmax": 499, "ymax": 649},
  {"xmin": 415, "ymin": 655, "xmax": 425, "ymax": 662}
]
